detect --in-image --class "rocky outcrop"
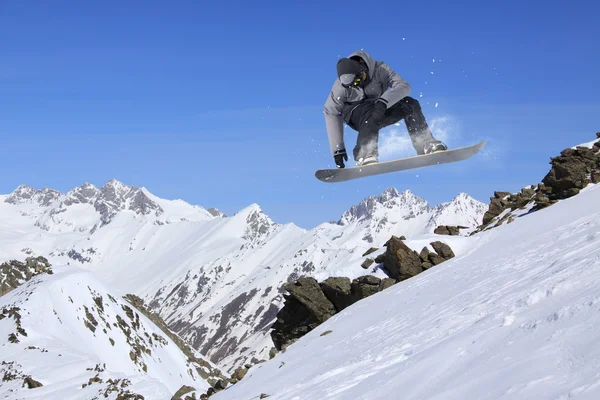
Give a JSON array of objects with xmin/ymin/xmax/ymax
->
[
  {"xmin": 0, "ymin": 256, "xmax": 53, "ymax": 296},
  {"xmin": 476, "ymin": 133, "xmax": 600, "ymax": 232},
  {"xmin": 122, "ymin": 294, "xmax": 226, "ymax": 387},
  {"xmin": 383, "ymin": 236, "xmax": 423, "ymax": 280},
  {"xmin": 434, "ymin": 225, "xmax": 467, "ymax": 236},
  {"xmin": 270, "ymin": 274, "xmax": 400, "ymax": 350},
  {"xmin": 270, "ymin": 236, "xmax": 456, "ymax": 351}
]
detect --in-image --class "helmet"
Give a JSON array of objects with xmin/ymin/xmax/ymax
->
[{"xmin": 336, "ymin": 58, "xmax": 367, "ymax": 87}]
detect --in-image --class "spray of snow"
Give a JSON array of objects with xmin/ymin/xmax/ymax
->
[{"xmin": 378, "ymin": 116, "xmax": 461, "ymax": 161}]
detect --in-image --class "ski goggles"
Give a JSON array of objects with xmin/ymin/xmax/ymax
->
[{"xmin": 340, "ymin": 73, "xmax": 362, "ymax": 88}]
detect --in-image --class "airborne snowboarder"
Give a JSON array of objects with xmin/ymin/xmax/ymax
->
[{"xmin": 324, "ymin": 50, "xmax": 447, "ymax": 168}]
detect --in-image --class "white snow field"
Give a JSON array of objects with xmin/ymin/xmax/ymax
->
[
  {"xmin": 212, "ymin": 182, "xmax": 600, "ymax": 400},
  {"xmin": 0, "ymin": 182, "xmax": 487, "ymax": 372},
  {"xmin": 0, "ymin": 267, "xmax": 211, "ymax": 399}
]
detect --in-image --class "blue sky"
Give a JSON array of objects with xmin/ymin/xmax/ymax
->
[{"xmin": 1, "ymin": 0, "xmax": 599, "ymax": 229}]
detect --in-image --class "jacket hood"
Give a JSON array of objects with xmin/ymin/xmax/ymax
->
[{"xmin": 348, "ymin": 50, "xmax": 377, "ymax": 79}]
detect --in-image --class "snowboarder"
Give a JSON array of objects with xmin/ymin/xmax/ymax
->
[{"xmin": 324, "ymin": 50, "xmax": 447, "ymax": 168}]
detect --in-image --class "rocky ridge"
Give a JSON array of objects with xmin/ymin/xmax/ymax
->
[
  {"xmin": 270, "ymin": 235, "xmax": 456, "ymax": 351},
  {"xmin": 475, "ymin": 132, "xmax": 600, "ymax": 232}
]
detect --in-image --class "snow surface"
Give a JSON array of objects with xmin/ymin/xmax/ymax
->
[
  {"xmin": 212, "ymin": 183, "xmax": 600, "ymax": 400},
  {"xmin": 0, "ymin": 182, "xmax": 486, "ymax": 372},
  {"xmin": 0, "ymin": 267, "xmax": 211, "ymax": 399}
]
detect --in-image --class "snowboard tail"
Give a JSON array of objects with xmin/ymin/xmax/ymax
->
[{"xmin": 315, "ymin": 141, "xmax": 486, "ymax": 183}]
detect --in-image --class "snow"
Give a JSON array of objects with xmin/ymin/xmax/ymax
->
[
  {"xmin": 212, "ymin": 183, "xmax": 600, "ymax": 400},
  {"xmin": 0, "ymin": 181, "xmax": 487, "ymax": 373},
  {"xmin": 0, "ymin": 266, "xmax": 211, "ymax": 399},
  {"xmin": 571, "ymin": 137, "xmax": 599, "ymax": 149}
]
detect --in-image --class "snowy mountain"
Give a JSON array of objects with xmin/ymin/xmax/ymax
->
[
  {"xmin": 0, "ymin": 262, "xmax": 220, "ymax": 400},
  {"xmin": 0, "ymin": 180, "xmax": 486, "ymax": 375},
  {"xmin": 212, "ymin": 173, "xmax": 600, "ymax": 400},
  {"xmin": 3, "ymin": 180, "xmax": 214, "ymax": 234}
]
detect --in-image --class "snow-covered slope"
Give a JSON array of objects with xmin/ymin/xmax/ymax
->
[
  {"xmin": 0, "ymin": 180, "xmax": 486, "ymax": 373},
  {"xmin": 0, "ymin": 266, "xmax": 213, "ymax": 400},
  {"xmin": 212, "ymin": 180, "xmax": 600, "ymax": 400}
]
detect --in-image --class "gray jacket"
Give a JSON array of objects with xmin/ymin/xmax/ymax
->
[{"xmin": 323, "ymin": 50, "xmax": 411, "ymax": 155}]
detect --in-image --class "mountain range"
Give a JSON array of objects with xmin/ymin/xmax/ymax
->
[{"xmin": 0, "ymin": 180, "xmax": 486, "ymax": 374}]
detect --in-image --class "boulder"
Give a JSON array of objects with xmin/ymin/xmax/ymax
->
[
  {"xmin": 382, "ymin": 236, "xmax": 422, "ymax": 281},
  {"xmin": 320, "ymin": 277, "xmax": 354, "ymax": 312}
]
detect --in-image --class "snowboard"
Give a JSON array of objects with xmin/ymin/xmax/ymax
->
[{"xmin": 315, "ymin": 141, "xmax": 486, "ymax": 183}]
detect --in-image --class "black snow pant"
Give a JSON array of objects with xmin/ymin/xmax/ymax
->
[{"xmin": 346, "ymin": 96, "xmax": 438, "ymax": 160}]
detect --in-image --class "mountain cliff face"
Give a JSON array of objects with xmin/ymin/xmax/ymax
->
[
  {"xmin": 0, "ymin": 180, "xmax": 486, "ymax": 373},
  {"xmin": 0, "ymin": 262, "xmax": 219, "ymax": 400}
]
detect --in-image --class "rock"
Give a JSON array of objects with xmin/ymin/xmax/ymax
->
[
  {"xmin": 362, "ymin": 247, "xmax": 378, "ymax": 257},
  {"xmin": 260, "ymin": 394, "xmax": 270, "ymax": 399},
  {"xmin": 428, "ymin": 252, "xmax": 445, "ymax": 266},
  {"xmin": 493, "ymin": 191, "xmax": 511, "ymax": 199},
  {"xmin": 231, "ymin": 366, "xmax": 248, "ymax": 381},
  {"xmin": 419, "ymin": 247, "xmax": 430, "ymax": 262},
  {"xmin": 351, "ymin": 276, "xmax": 381, "ymax": 299},
  {"xmin": 269, "ymin": 347, "xmax": 278, "ymax": 359},
  {"xmin": 172, "ymin": 385, "xmax": 195, "ymax": 400},
  {"xmin": 284, "ymin": 277, "xmax": 336, "ymax": 323},
  {"xmin": 361, "ymin": 258, "xmax": 374, "ymax": 269},
  {"xmin": 430, "ymin": 241, "xmax": 455, "ymax": 260},
  {"xmin": 374, "ymin": 253, "xmax": 386, "ymax": 264},
  {"xmin": 271, "ymin": 277, "xmax": 337, "ymax": 350},
  {"xmin": 320, "ymin": 277, "xmax": 353, "ymax": 312},
  {"xmin": 24, "ymin": 377, "xmax": 43, "ymax": 389},
  {"xmin": 378, "ymin": 278, "xmax": 396, "ymax": 291},
  {"xmin": 592, "ymin": 171, "xmax": 600, "ymax": 184},
  {"xmin": 596, "ymin": 132, "xmax": 600, "ymax": 138},
  {"xmin": 214, "ymin": 379, "xmax": 229, "ymax": 391},
  {"xmin": 433, "ymin": 225, "xmax": 460, "ymax": 236},
  {"xmin": 422, "ymin": 262, "xmax": 434, "ymax": 270},
  {"xmin": 383, "ymin": 236, "xmax": 423, "ymax": 280}
]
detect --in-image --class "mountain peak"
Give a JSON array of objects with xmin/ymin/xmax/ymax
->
[
  {"xmin": 339, "ymin": 188, "xmax": 429, "ymax": 226},
  {"xmin": 5, "ymin": 185, "xmax": 61, "ymax": 207}
]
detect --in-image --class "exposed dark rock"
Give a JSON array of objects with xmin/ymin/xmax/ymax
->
[
  {"xmin": 231, "ymin": 366, "xmax": 248, "ymax": 381},
  {"xmin": 419, "ymin": 247, "xmax": 430, "ymax": 262},
  {"xmin": 542, "ymin": 145, "xmax": 599, "ymax": 199},
  {"xmin": 361, "ymin": 258, "xmax": 374, "ymax": 269},
  {"xmin": 378, "ymin": 278, "xmax": 396, "ymax": 291},
  {"xmin": 1, "ymin": 257, "xmax": 53, "ymax": 296},
  {"xmin": 475, "ymin": 133, "xmax": 599, "ymax": 233},
  {"xmin": 284, "ymin": 277, "xmax": 336, "ymax": 323},
  {"xmin": 430, "ymin": 241, "xmax": 455, "ymax": 260},
  {"xmin": 123, "ymin": 294, "xmax": 226, "ymax": 386},
  {"xmin": 320, "ymin": 277, "xmax": 353, "ymax": 312},
  {"xmin": 428, "ymin": 252, "xmax": 445, "ymax": 266},
  {"xmin": 351, "ymin": 276, "xmax": 381, "ymax": 299},
  {"xmin": 172, "ymin": 385, "xmax": 195, "ymax": 400},
  {"xmin": 374, "ymin": 253, "xmax": 386, "ymax": 264},
  {"xmin": 362, "ymin": 247, "xmax": 378, "ymax": 257},
  {"xmin": 433, "ymin": 225, "xmax": 465, "ymax": 236},
  {"xmin": 383, "ymin": 236, "xmax": 423, "ymax": 281},
  {"xmin": 24, "ymin": 376, "xmax": 43, "ymax": 388}
]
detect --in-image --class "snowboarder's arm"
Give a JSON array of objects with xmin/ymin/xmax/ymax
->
[
  {"xmin": 378, "ymin": 62, "xmax": 411, "ymax": 107},
  {"xmin": 324, "ymin": 83, "xmax": 346, "ymax": 155}
]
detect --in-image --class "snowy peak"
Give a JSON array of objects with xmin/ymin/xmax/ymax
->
[
  {"xmin": 95, "ymin": 179, "xmax": 163, "ymax": 225},
  {"xmin": 4, "ymin": 185, "xmax": 61, "ymax": 207},
  {"xmin": 339, "ymin": 188, "xmax": 430, "ymax": 226},
  {"xmin": 234, "ymin": 203, "xmax": 276, "ymax": 242},
  {"xmin": 428, "ymin": 193, "xmax": 487, "ymax": 230},
  {"xmin": 63, "ymin": 183, "xmax": 100, "ymax": 206}
]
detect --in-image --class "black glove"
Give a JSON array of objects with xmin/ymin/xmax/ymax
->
[
  {"xmin": 371, "ymin": 99, "xmax": 387, "ymax": 126},
  {"xmin": 334, "ymin": 149, "xmax": 348, "ymax": 168}
]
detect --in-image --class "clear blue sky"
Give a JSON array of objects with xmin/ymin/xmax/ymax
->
[{"xmin": 1, "ymin": 0, "xmax": 599, "ymax": 229}]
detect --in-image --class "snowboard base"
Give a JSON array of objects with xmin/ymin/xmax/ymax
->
[{"xmin": 315, "ymin": 141, "xmax": 486, "ymax": 183}]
